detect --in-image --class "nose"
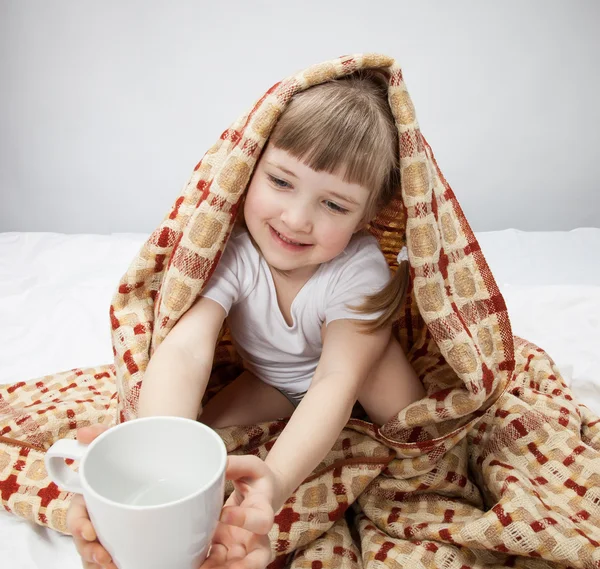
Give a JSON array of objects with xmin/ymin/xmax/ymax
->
[{"xmin": 280, "ymin": 200, "xmax": 313, "ymax": 233}]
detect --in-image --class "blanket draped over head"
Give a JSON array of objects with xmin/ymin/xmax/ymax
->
[{"xmin": 1, "ymin": 54, "xmax": 600, "ymax": 568}]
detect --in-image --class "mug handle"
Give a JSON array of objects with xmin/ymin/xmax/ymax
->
[{"xmin": 45, "ymin": 439, "xmax": 88, "ymax": 493}]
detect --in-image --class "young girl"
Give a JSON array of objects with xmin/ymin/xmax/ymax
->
[{"xmin": 67, "ymin": 71, "xmax": 425, "ymax": 569}]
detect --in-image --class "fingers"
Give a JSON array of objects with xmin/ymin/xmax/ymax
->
[
  {"xmin": 75, "ymin": 539, "xmax": 114, "ymax": 566},
  {"xmin": 76, "ymin": 424, "xmax": 110, "ymax": 444},
  {"xmin": 67, "ymin": 495, "xmax": 96, "ymax": 541},
  {"xmin": 220, "ymin": 504, "xmax": 273, "ymax": 535},
  {"xmin": 201, "ymin": 525, "xmax": 242, "ymax": 568},
  {"xmin": 221, "ymin": 458, "xmax": 275, "ymax": 536},
  {"xmin": 210, "ymin": 523, "xmax": 251, "ymax": 558},
  {"xmin": 229, "ymin": 537, "xmax": 272, "ymax": 569},
  {"xmin": 224, "ymin": 491, "xmax": 242, "ymax": 508},
  {"xmin": 74, "ymin": 537, "xmax": 118, "ymax": 568},
  {"xmin": 225, "ymin": 455, "xmax": 269, "ymax": 482},
  {"xmin": 202, "ymin": 527, "xmax": 272, "ymax": 569},
  {"xmin": 68, "ymin": 495, "xmax": 116, "ymax": 568},
  {"xmin": 200, "ymin": 543, "xmax": 228, "ymax": 568}
]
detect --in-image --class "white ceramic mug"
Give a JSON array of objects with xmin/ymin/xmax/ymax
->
[{"xmin": 45, "ymin": 416, "xmax": 227, "ymax": 569}]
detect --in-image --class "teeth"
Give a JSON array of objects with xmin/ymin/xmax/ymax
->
[{"xmin": 276, "ymin": 229, "xmax": 304, "ymax": 246}]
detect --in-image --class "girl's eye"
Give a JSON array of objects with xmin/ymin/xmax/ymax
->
[
  {"xmin": 268, "ymin": 175, "xmax": 291, "ymax": 189},
  {"xmin": 324, "ymin": 200, "xmax": 348, "ymax": 214}
]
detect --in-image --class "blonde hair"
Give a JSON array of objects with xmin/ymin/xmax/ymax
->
[{"xmin": 268, "ymin": 70, "xmax": 409, "ymax": 332}]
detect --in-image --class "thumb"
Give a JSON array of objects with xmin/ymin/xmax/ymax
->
[{"xmin": 76, "ymin": 424, "xmax": 110, "ymax": 444}]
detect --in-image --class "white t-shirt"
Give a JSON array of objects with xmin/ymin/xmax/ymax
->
[{"xmin": 201, "ymin": 229, "xmax": 390, "ymax": 394}]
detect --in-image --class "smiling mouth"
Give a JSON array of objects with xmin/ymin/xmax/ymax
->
[{"xmin": 270, "ymin": 226, "xmax": 311, "ymax": 247}]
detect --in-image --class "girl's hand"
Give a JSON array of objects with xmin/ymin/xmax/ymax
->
[
  {"xmin": 65, "ymin": 424, "xmax": 117, "ymax": 569},
  {"xmin": 66, "ymin": 429, "xmax": 278, "ymax": 569},
  {"xmin": 201, "ymin": 455, "xmax": 279, "ymax": 569}
]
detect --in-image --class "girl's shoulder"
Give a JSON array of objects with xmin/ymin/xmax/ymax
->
[
  {"xmin": 202, "ymin": 227, "xmax": 259, "ymax": 305},
  {"xmin": 319, "ymin": 232, "xmax": 391, "ymax": 318},
  {"xmin": 214, "ymin": 227, "xmax": 260, "ymax": 285}
]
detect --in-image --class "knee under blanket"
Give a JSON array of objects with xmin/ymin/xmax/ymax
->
[{"xmin": 1, "ymin": 54, "xmax": 600, "ymax": 569}]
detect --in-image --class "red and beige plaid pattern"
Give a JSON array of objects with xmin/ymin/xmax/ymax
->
[{"xmin": 1, "ymin": 54, "xmax": 599, "ymax": 568}]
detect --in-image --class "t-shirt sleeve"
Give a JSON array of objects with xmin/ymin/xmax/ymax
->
[
  {"xmin": 200, "ymin": 239, "xmax": 243, "ymax": 315},
  {"xmin": 325, "ymin": 237, "xmax": 391, "ymax": 324}
]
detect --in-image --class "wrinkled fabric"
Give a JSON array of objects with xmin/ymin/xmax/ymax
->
[{"xmin": 1, "ymin": 54, "xmax": 599, "ymax": 568}]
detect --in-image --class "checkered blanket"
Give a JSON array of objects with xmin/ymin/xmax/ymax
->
[{"xmin": 2, "ymin": 54, "xmax": 600, "ymax": 568}]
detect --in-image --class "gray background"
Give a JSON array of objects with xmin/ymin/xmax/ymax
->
[{"xmin": 1, "ymin": 0, "xmax": 599, "ymax": 234}]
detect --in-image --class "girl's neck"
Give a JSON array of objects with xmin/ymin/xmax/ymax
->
[
  {"xmin": 268, "ymin": 262, "xmax": 319, "ymax": 289},
  {"xmin": 267, "ymin": 262, "xmax": 319, "ymax": 328}
]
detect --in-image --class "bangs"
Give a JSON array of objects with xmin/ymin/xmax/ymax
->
[{"xmin": 268, "ymin": 83, "xmax": 397, "ymax": 197}]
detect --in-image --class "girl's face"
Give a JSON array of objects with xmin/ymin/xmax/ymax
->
[{"xmin": 243, "ymin": 145, "xmax": 372, "ymax": 281}]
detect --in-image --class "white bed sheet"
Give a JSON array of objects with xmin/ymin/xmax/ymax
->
[{"xmin": 1, "ymin": 228, "xmax": 599, "ymax": 568}]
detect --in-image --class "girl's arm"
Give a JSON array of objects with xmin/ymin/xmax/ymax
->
[
  {"xmin": 137, "ymin": 297, "xmax": 226, "ymax": 419},
  {"xmin": 264, "ymin": 319, "xmax": 391, "ymax": 511}
]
